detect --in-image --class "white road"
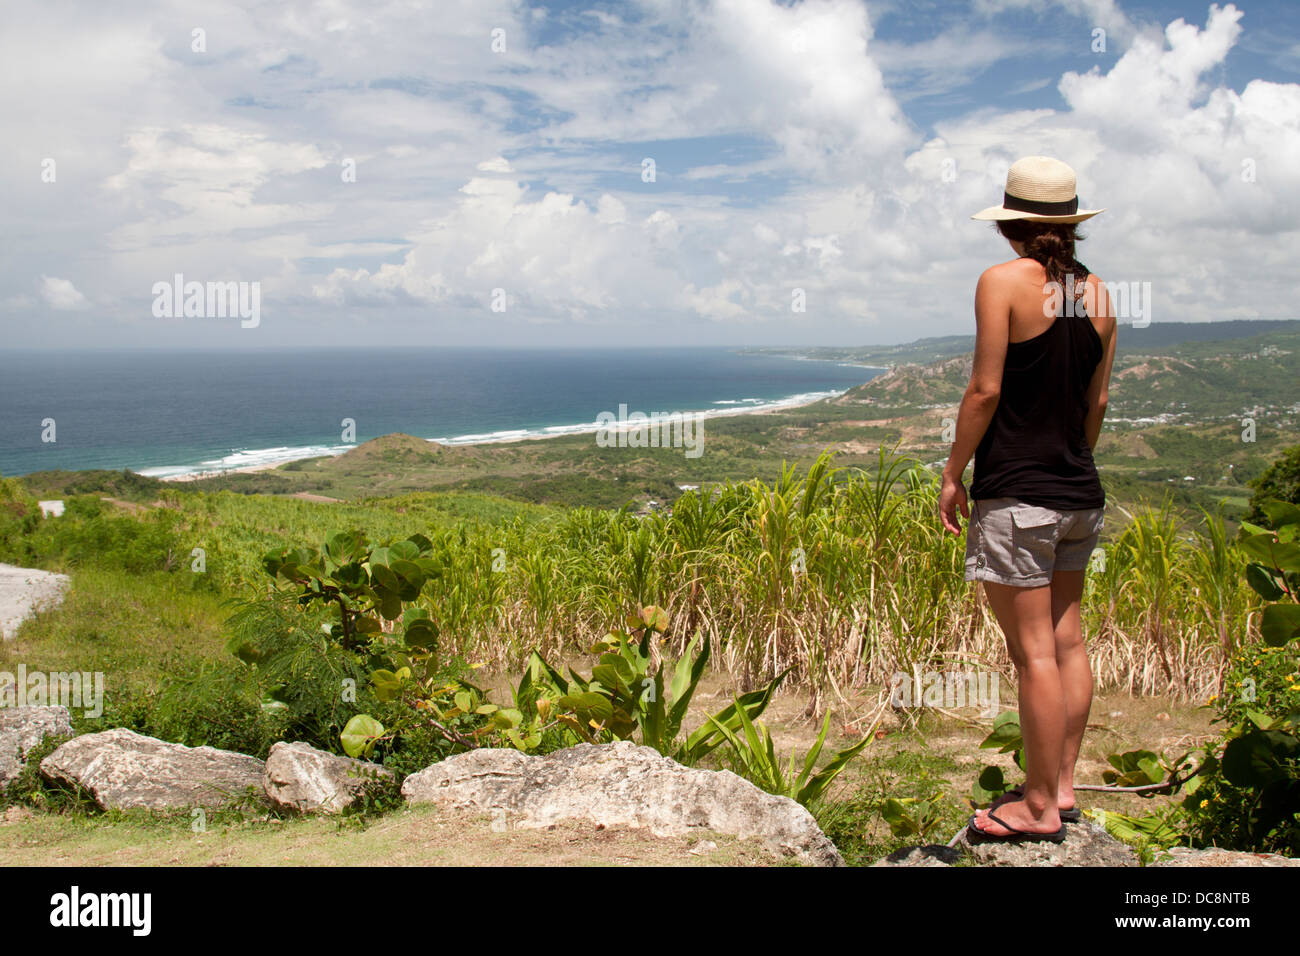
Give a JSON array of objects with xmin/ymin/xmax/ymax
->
[{"xmin": 0, "ymin": 564, "xmax": 70, "ymax": 640}]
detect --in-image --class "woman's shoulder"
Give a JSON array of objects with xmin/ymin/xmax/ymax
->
[{"xmin": 977, "ymin": 257, "xmax": 1039, "ymax": 288}]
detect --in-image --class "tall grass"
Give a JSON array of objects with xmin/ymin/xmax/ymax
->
[
  {"xmin": 6, "ymin": 451, "xmax": 1261, "ymax": 706},
  {"xmin": 309, "ymin": 447, "xmax": 1245, "ymax": 705}
]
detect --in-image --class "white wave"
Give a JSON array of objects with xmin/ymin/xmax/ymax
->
[
  {"xmin": 138, "ymin": 443, "xmax": 350, "ymax": 479},
  {"xmin": 139, "ymin": 383, "xmax": 869, "ymax": 474},
  {"xmin": 429, "ymin": 389, "xmax": 851, "ymax": 447}
]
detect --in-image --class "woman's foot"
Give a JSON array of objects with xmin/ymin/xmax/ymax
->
[
  {"xmin": 990, "ymin": 784, "xmax": 1076, "ymax": 815},
  {"xmin": 972, "ymin": 797, "xmax": 1061, "ymax": 837}
]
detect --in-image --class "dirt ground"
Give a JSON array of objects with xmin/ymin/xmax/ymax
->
[{"xmin": 0, "ymin": 804, "xmax": 786, "ymax": 867}]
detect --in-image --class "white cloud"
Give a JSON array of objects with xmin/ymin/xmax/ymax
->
[
  {"xmin": 40, "ymin": 276, "xmax": 88, "ymax": 310},
  {"xmin": 0, "ymin": 0, "xmax": 1296, "ymax": 346}
]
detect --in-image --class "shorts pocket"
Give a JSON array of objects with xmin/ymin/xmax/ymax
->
[
  {"xmin": 1009, "ymin": 504, "xmax": 1059, "ymax": 530},
  {"xmin": 1007, "ymin": 503, "xmax": 1059, "ymax": 579}
]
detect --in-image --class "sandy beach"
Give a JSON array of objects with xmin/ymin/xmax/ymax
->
[{"xmin": 161, "ymin": 461, "xmax": 290, "ymax": 483}]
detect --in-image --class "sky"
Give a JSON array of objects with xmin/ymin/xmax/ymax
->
[{"xmin": 2, "ymin": 0, "xmax": 1298, "ymax": 348}]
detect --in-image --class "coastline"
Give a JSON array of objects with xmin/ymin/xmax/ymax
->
[{"xmin": 157, "ymin": 386, "xmax": 850, "ymax": 484}]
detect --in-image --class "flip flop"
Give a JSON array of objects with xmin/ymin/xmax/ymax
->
[
  {"xmin": 967, "ymin": 809, "xmax": 1067, "ymax": 844},
  {"xmin": 994, "ymin": 786, "xmax": 1081, "ymax": 822}
]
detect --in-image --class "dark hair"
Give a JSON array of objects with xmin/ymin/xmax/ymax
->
[{"xmin": 995, "ymin": 219, "xmax": 1086, "ymax": 290}]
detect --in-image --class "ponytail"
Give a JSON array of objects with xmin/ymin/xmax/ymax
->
[{"xmin": 995, "ymin": 219, "xmax": 1085, "ymax": 292}]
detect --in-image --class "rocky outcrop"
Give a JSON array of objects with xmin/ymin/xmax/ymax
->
[
  {"xmin": 1150, "ymin": 847, "xmax": 1300, "ymax": 867},
  {"xmin": 871, "ymin": 845, "xmax": 963, "ymax": 867},
  {"xmin": 40, "ymin": 728, "xmax": 265, "ymax": 810},
  {"xmin": 263, "ymin": 741, "xmax": 393, "ymax": 813},
  {"xmin": 401, "ymin": 740, "xmax": 843, "ymax": 866},
  {"xmin": 0, "ymin": 705, "xmax": 73, "ymax": 787},
  {"xmin": 952, "ymin": 820, "xmax": 1139, "ymax": 867}
]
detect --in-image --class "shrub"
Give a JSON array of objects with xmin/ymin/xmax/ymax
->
[
  {"xmin": 104, "ymin": 661, "xmax": 287, "ymax": 759},
  {"xmin": 1247, "ymin": 444, "xmax": 1300, "ymax": 525}
]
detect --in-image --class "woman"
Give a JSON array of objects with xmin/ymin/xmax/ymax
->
[{"xmin": 939, "ymin": 156, "xmax": 1117, "ymax": 843}]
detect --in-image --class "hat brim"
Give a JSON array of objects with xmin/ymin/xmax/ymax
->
[{"xmin": 971, "ymin": 204, "xmax": 1105, "ymax": 224}]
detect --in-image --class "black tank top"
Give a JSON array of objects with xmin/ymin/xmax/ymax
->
[{"xmin": 969, "ymin": 264, "xmax": 1105, "ymax": 510}]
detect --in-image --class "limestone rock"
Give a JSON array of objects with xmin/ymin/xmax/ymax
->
[
  {"xmin": 872, "ymin": 845, "xmax": 962, "ymax": 867},
  {"xmin": 954, "ymin": 820, "xmax": 1139, "ymax": 866},
  {"xmin": 402, "ymin": 740, "xmax": 843, "ymax": 866},
  {"xmin": 41, "ymin": 728, "xmax": 265, "ymax": 810},
  {"xmin": 0, "ymin": 705, "xmax": 73, "ymax": 787},
  {"xmin": 1150, "ymin": 847, "xmax": 1299, "ymax": 867},
  {"xmin": 263, "ymin": 741, "xmax": 393, "ymax": 813}
]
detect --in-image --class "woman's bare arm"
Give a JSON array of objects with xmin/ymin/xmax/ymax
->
[
  {"xmin": 939, "ymin": 267, "xmax": 1009, "ymax": 533},
  {"xmin": 1084, "ymin": 278, "xmax": 1116, "ymax": 451}
]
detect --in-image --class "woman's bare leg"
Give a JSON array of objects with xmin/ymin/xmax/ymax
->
[
  {"xmin": 974, "ymin": 580, "xmax": 1063, "ymax": 835},
  {"xmin": 1050, "ymin": 569, "xmax": 1091, "ymax": 811}
]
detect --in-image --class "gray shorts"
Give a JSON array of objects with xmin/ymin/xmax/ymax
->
[{"xmin": 964, "ymin": 497, "xmax": 1104, "ymax": 588}]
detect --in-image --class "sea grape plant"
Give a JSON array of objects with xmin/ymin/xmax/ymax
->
[
  {"xmin": 1240, "ymin": 499, "xmax": 1300, "ymax": 647},
  {"xmin": 258, "ymin": 529, "xmax": 442, "ymax": 658}
]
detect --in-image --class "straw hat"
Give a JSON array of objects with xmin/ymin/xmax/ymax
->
[{"xmin": 972, "ymin": 155, "xmax": 1104, "ymax": 224}]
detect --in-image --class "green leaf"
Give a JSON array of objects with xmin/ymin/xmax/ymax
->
[
  {"xmin": 403, "ymin": 618, "xmax": 439, "ymax": 650},
  {"xmin": 640, "ymin": 673, "xmax": 666, "ymax": 750},
  {"xmin": 526, "ymin": 652, "xmax": 571, "ymax": 695},
  {"xmin": 368, "ymin": 668, "xmax": 402, "ymax": 702},
  {"xmin": 591, "ymin": 664, "xmax": 627, "ymax": 692},
  {"xmin": 796, "ymin": 719, "xmax": 873, "ymax": 806},
  {"xmin": 377, "ymin": 589, "xmax": 403, "ymax": 621},
  {"xmin": 979, "ymin": 711, "xmax": 1023, "ymax": 753},
  {"xmin": 325, "ymin": 530, "xmax": 367, "ymax": 566},
  {"xmin": 388, "ymin": 540, "xmax": 420, "ymax": 561},
  {"xmin": 679, "ymin": 666, "xmax": 791, "ymax": 764},
  {"xmin": 558, "ymin": 692, "xmax": 614, "ymax": 724},
  {"xmin": 971, "ymin": 765, "xmax": 1010, "ymax": 805},
  {"xmin": 332, "ymin": 561, "xmax": 367, "ymax": 588},
  {"xmin": 341, "ymin": 714, "xmax": 384, "ymax": 758},
  {"xmin": 389, "ymin": 558, "xmax": 426, "ymax": 590},
  {"xmin": 1246, "ymin": 563, "xmax": 1286, "ymax": 601},
  {"xmin": 370, "ymin": 562, "xmax": 400, "ymax": 593},
  {"xmin": 1261, "ymin": 499, "xmax": 1300, "ymax": 530},
  {"xmin": 1261, "ymin": 603, "xmax": 1300, "ymax": 647},
  {"xmin": 667, "ymin": 633, "xmax": 710, "ymax": 738},
  {"xmin": 1222, "ymin": 730, "xmax": 1300, "ymax": 788},
  {"xmin": 796, "ymin": 713, "xmax": 831, "ymax": 791},
  {"xmin": 1241, "ymin": 533, "xmax": 1300, "ymax": 573}
]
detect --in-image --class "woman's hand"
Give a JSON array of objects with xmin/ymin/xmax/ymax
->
[{"xmin": 939, "ymin": 472, "xmax": 969, "ymax": 536}]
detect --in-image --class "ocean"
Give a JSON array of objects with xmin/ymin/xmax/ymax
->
[{"xmin": 0, "ymin": 348, "xmax": 885, "ymax": 479}]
